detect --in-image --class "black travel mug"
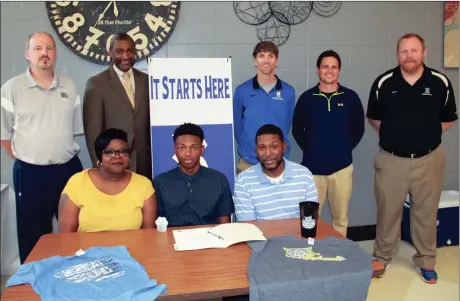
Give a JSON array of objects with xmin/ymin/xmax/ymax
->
[{"xmin": 299, "ymin": 201, "xmax": 319, "ymax": 238}]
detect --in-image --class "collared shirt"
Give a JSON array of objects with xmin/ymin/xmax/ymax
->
[
  {"xmin": 0, "ymin": 68, "xmax": 82, "ymax": 165},
  {"xmin": 292, "ymin": 83, "xmax": 365, "ymax": 175},
  {"xmin": 234, "ymin": 158, "xmax": 318, "ymax": 221},
  {"xmin": 367, "ymin": 65, "xmax": 458, "ymax": 155},
  {"xmin": 233, "ymin": 75, "xmax": 296, "ymax": 164},
  {"xmin": 153, "ymin": 166, "xmax": 235, "ymax": 227},
  {"xmin": 113, "ymin": 64, "xmax": 135, "ymax": 92}
]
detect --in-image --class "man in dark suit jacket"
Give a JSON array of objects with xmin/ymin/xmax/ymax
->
[{"xmin": 83, "ymin": 33, "xmax": 152, "ymax": 179}]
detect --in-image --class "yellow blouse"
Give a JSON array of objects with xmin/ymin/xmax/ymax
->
[{"xmin": 62, "ymin": 169, "xmax": 154, "ymax": 232}]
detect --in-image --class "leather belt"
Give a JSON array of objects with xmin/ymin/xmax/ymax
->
[{"xmin": 381, "ymin": 146, "xmax": 432, "ymax": 159}]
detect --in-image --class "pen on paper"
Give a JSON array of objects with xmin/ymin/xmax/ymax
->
[{"xmin": 207, "ymin": 230, "xmax": 224, "ymax": 240}]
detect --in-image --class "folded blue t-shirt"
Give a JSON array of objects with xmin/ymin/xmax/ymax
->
[{"xmin": 6, "ymin": 246, "xmax": 166, "ymax": 301}]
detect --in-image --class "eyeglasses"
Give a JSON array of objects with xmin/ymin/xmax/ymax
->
[{"xmin": 102, "ymin": 148, "xmax": 130, "ymax": 158}]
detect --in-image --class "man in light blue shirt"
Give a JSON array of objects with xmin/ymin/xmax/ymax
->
[{"xmin": 234, "ymin": 124, "xmax": 318, "ymax": 221}]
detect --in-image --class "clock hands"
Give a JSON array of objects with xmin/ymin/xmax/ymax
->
[
  {"xmin": 113, "ymin": 1, "xmax": 119, "ymax": 17},
  {"xmin": 93, "ymin": 1, "xmax": 120, "ymax": 27},
  {"xmin": 94, "ymin": 1, "xmax": 113, "ymax": 27}
]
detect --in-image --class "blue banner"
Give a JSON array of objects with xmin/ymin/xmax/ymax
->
[{"xmin": 148, "ymin": 58, "xmax": 236, "ymax": 191}]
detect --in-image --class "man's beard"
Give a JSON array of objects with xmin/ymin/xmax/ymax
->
[
  {"xmin": 401, "ymin": 60, "xmax": 423, "ymax": 73},
  {"xmin": 261, "ymin": 157, "xmax": 283, "ymax": 171},
  {"xmin": 39, "ymin": 63, "xmax": 52, "ymax": 70},
  {"xmin": 38, "ymin": 58, "xmax": 52, "ymax": 70},
  {"xmin": 114, "ymin": 59, "xmax": 134, "ymax": 71}
]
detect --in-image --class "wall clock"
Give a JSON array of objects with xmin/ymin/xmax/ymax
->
[{"xmin": 46, "ymin": 1, "xmax": 180, "ymax": 65}]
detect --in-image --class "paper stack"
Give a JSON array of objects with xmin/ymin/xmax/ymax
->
[{"xmin": 173, "ymin": 223, "xmax": 267, "ymax": 251}]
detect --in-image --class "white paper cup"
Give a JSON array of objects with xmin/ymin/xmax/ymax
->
[{"xmin": 157, "ymin": 224, "xmax": 167, "ymax": 232}]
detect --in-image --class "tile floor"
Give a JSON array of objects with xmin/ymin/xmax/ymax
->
[
  {"xmin": 359, "ymin": 240, "xmax": 459, "ymax": 301},
  {"xmin": 1, "ymin": 240, "xmax": 458, "ymax": 300}
]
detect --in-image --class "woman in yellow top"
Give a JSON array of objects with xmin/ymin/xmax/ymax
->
[{"xmin": 58, "ymin": 128, "xmax": 157, "ymax": 232}]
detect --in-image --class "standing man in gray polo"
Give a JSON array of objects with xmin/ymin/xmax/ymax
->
[{"xmin": 0, "ymin": 32, "xmax": 83, "ymax": 263}]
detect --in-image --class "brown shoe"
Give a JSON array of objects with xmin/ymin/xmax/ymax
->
[{"xmin": 372, "ymin": 260, "xmax": 386, "ymax": 278}]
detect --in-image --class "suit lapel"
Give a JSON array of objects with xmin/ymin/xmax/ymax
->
[{"xmin": 107, "ymin": 66, "xmax": 134, "ymax": 111}]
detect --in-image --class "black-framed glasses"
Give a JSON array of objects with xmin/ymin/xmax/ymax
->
[{"xmin": 103, "ymin": 148, "xmax": 130, "ymax": 158}]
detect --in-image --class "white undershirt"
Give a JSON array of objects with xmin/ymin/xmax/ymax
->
[{"xmin": 266, "ymin": 171, "xmax": 284, "ymax": 185}]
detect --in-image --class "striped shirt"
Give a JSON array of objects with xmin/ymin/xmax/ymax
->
[{"xmin": 234, "ymin": 158, "xmax": 318, "ymax": 221}]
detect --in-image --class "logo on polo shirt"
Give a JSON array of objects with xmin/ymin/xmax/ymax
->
[
  {"xmin": 272, "ymin": 91, "xmax": 284, "ymax": 101},
  {"xmin": 59, "ymin": 89, "xmax": 69, "ymax": 102},
  {"xmin": 422, "ymin": 87, "xmax": 432, "ymax": 96}
]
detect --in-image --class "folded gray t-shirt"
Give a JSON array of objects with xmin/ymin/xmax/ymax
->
[{"xmin": 247, "ymin": 236, "xmax": 373, "ymax": 301}]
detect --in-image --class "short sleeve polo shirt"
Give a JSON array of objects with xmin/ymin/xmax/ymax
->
[
  {"xmin": 0, "ymin": 68, "xmax": 83, "ymax": 165},
  {"xmin": 367, "ymin": 65, "xmax": 458, "ymax": 154},
  {"xmin": 153, "ymin": 166, "xmax": 235, "ymax": 227}
]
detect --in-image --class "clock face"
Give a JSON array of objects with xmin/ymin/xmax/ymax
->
[{"xmin": 46, "ymin": 1, "xmax": 180, "ymax": 65}]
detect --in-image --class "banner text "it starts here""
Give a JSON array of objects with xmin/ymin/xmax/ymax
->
[{"xmin": 150, "ymin": 76, "xmax": 231, "ymax": 100}]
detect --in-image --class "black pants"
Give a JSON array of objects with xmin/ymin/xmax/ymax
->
[{"xmin": 13, "ymin": 156, "xmax": 83, "ymax": 263}]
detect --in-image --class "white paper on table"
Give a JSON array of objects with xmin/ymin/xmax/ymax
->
[{"xmin": 173, "ymin": 223, "xmax": 266, "ymax": 251}]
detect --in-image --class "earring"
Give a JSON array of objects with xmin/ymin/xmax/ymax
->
[{"xmin": 97, "ymin": 160, "xmax": 102, "ymax": 167}]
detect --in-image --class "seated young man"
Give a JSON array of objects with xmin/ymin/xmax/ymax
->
[
  {"xmin": 234, "ymin": 124, "xmax": 318, "ymax": 221},
  {"xmin": 153, "ymin": 123, "xmax": 234, "ymax": 226}
]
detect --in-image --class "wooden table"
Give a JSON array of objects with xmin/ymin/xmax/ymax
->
[{"xmin": 2, "ymin": 218, "xmax": 343, "ymax": 300}]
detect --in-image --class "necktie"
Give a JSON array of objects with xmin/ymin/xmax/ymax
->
[{"xmin": 122, "ymin": 72, "xmax": 135, "ymax": 108}]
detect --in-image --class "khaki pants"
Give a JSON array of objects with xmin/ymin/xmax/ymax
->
[
  {"xmin": 313, "ymin": 164, "xmax": 353, "ymax": 237},
  {"xmin": 237, "ymin": 158, "xmax": 254, "ymax": 174},
  {"xmin": 373, "ymin": 147, "xmax": 445, "ymax": 268}
]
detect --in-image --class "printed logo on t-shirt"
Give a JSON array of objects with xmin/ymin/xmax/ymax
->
[
  {"xmin": 283, "ymin": 247, "xmax": 346, "ymax": 262},
  {"xmin": 302, "ymin": 216, "xmax": 316, "ymax": 229},
  {"xmin": 54, "ymin": 257, "xmax": 126, "ymax": 283}
]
